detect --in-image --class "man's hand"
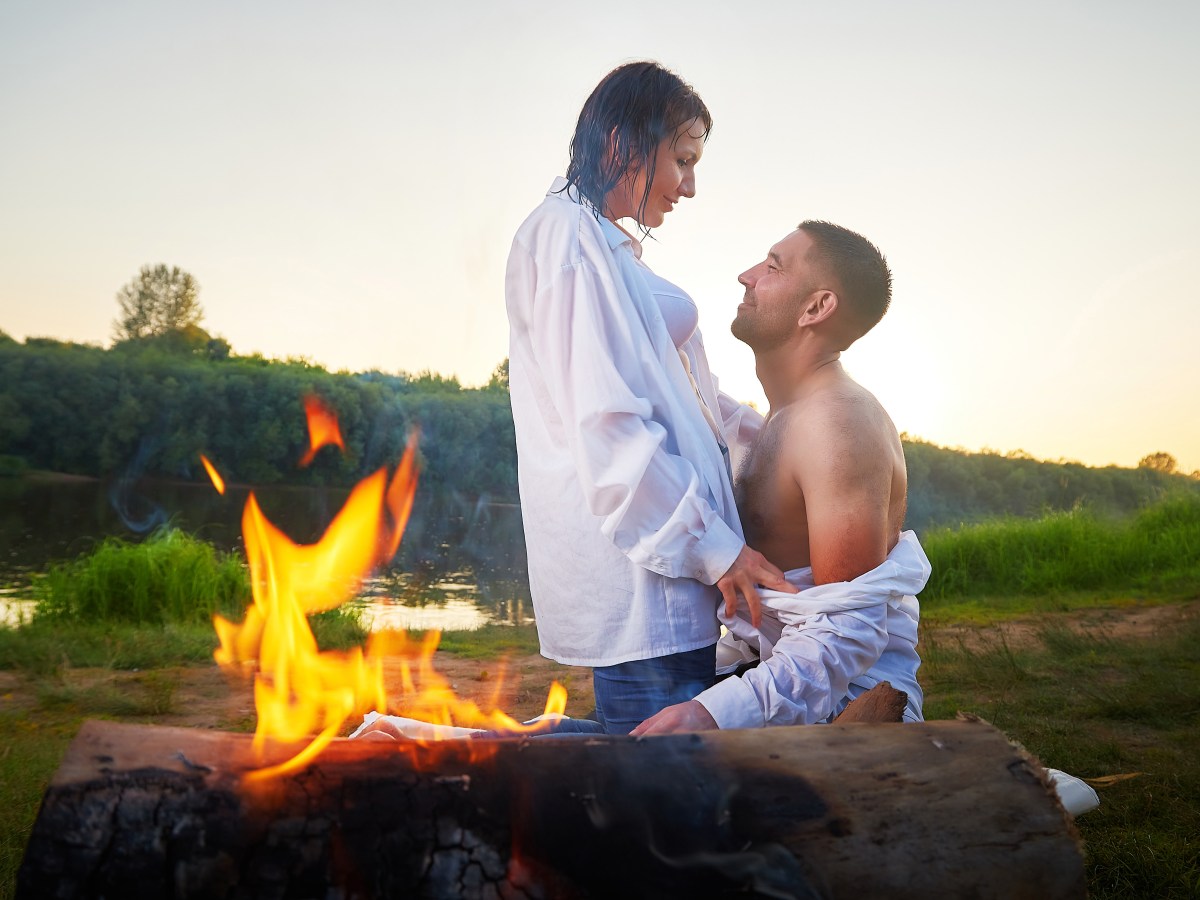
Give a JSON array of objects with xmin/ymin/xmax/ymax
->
[
  {"xmin": 717, "ymin": 544, "xmax": 797, "ymax": 628},
  {"xmin": 631, "ymin": 699, "xmax": 719, "ymax": 736}
]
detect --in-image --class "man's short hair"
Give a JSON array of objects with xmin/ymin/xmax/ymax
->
[{"xmin": 798, "ymin": 220, "xmax": 892, "ymax": 338}]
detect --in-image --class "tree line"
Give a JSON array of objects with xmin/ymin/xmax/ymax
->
[
  {"xmin": 1, "ymin": 333, "xmax": 1195, "ymax": 532},
  {"xmin": 0, "ymin": 334, "xmax": 514, "ymax": 497}
]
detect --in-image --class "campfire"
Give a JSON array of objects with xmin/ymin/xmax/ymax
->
[
  {"xmin": 200, "ymin": 396, "xmax": 566, "ymax": 779},
  {"xmin": 15, "ymin": 397, "xmax": 1088, "ymax": 898}
]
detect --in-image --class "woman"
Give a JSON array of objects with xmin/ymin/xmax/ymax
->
[{"xmin": 505, "ymin": 61, "xmax": 790, "ymax": 735}]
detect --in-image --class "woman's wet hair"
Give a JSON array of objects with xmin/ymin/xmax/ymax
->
[{"xmin": 564, "ymin": 61, "xmax": 711, "ymax": 230}]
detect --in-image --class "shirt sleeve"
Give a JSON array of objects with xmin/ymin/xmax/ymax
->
[
  {"xmin": 694, "ymin": 605, "xmax": 890, "ymax": 728},
  {"xmin": 514, "ymin": 243, "xmax": 743, "ymax": 585}
]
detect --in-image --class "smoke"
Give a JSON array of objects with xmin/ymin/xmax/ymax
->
[{"xmin": 108, "ymin": 435, "xmax": 169, "ymax": 534}]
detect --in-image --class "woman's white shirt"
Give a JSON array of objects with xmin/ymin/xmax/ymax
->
[
  {"xmin": 640, "ymin": 260, "xmax": 699, "ymax": 348},
  {"xmin": 505, "ymin": 178, "xmax": 748, "ymax": 667}
]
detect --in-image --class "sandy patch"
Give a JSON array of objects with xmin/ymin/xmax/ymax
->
[{"xmin": 922, "ymin": 597, "xmax": 1200, "ymax": 652}]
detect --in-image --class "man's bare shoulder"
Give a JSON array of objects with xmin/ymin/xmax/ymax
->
[{"xmin": 777, "ymin": 377, "xmax": 899, "ymax": 454}]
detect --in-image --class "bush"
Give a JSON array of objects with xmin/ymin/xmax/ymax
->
[
  {"xmin": 34, "ymin": 528, "xmax": 250, "ymax": 625},
  {"xmin": 920, "ymin": 493, "xmax": 1200, "ymax": 606}
]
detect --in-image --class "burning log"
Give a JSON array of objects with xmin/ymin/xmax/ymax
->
[{"xmin": 18, "ymin": 717, "xmax": 1085, "ymax": 899}]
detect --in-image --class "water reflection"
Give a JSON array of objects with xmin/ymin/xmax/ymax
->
[
  {"xmin": 0, "ymin": 592, "xmax": 35, "ymax": 628},
  {"xmin": 0, "ymin": 476, "xmax": 534, "ymax": 630},
  {"xmin": 357, "ymin": 599, "xmax": 489, "ymax": 632},
  {"xmin": 353, "ymin": 569, "xmax": 534, "ymax": 632}
]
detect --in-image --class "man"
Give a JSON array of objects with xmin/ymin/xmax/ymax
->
[{"xmin": 633, "ymin": 221, "xmax": 930, "ymax": 735}]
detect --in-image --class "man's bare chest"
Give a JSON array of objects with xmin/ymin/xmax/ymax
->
[{"xmin": 735, "ymin": 422, "xmax": 811, "ymax": 565}]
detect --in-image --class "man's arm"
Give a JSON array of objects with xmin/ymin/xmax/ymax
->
[
  {"xmin": 796, "ymin": 400, "xmax": 893, "ymax": 586},
  {"xmin": 637, "ymin": 604, "xmax": 890, "ymax": 732},
  {"xmin": 634, "ymin": 403, "xmax": 896, "ymax": 733}
]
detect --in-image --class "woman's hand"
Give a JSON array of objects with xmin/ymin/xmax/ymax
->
[{"xmin": 717, "ymin": 545, "xmax": 797, "ymax": 628}]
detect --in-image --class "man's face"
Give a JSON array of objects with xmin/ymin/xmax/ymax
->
[{"xmin": 731, "ymin": 230, "xmax": 818, "ymax": 349}]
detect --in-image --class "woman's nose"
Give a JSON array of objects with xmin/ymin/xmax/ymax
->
[{"xmin": 679, "ymin": 170, "xmax": 696, "ymax": 199}]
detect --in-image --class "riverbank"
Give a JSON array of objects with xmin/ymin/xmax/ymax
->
[{"xmin": 2, "ymin": 598, "xmax": 1198, "ymax": 899}]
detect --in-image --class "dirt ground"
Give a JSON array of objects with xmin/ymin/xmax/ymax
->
[
  {"xmin": 922, "ymin": 597, "xmax": 1200, "ymax": 651},
  {"xmin": 0, "ymin": 649, "xmax": 595, "ymax": 734},
  {"xmin": 3, "ymin": 599, "xmax": 1197, "ymax": 736}
]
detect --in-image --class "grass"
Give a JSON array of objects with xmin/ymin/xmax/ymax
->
[
  {"xmin": 921, "ymin": 612, "xmax": 1200, "ymax": 899},
  {"xmin": 0, "ymin": 711, "xmax": 79, "ymax": 900},
  {"xmin": 36, "ymin": 670, "xmax": 181, "ymax": 717},
  {"xmin": 0, "ymin": 621, "xmax": 220, "ymax": 675},
  {"xmin": 921, "ymin": 492, "xmax": 1200, "ymax": 609},
  {"xmin": 2, "ymin": 606, "xmax": 1194, "ymax": 898},
  {"xmin": 1, "ymin": 499, "xmax": 1199, "ymax": 897},
  {"xmin": 431, "ymin": 623, "xmax": 541, "ymax": 659},
  {"xmin": 2, "ymin": 529, "xmax": 369, "ymax": 675},
  {"xmin": 34, "ymin": 527, "xmax": 250, "ymax": 625}
]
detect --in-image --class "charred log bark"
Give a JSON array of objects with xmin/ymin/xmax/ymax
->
[{"xmin": 18, "ymin": 717, "xmax": 1085, "ymax": 899}]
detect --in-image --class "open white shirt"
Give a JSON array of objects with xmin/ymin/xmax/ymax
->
[
  {"xmin": 695, "ymin": 530, "xmax": 931, "ymax": 728},
  {"xmin": 505, "ymin": 178, "xmax": 755, "ymax": 667}
]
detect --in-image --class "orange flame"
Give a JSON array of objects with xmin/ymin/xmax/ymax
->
[
  {"xmin": 208, "ymin": 400, "xmax": 566, "ymax": 780},
  {"xmin": 215, "ymin": 448, "xmax": 418, "ymax": 781},
  {"xmin": 366, "ymin": 630, "xmax": 568, "ymax": 736},
  {"xmin": 199, "ymin": 454, "xmax": 225, "ymax": 495},
  {"xmin": 297, "ymin": 394, "xmax": 345, "ymax": 467}
]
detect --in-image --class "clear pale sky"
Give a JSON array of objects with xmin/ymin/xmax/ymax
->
[{"xmin": 2, "ymin": 1, "xmax": 1197, "ymax": 473}]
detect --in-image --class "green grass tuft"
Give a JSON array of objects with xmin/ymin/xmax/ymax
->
[
  {"xmin": 921, "ymin": 493, "xmax": 1200, "ymax": 609},
  {"xmin": 34, "ymin": 528, "xmax": 250, "ymax": 625},
  {"xmin": 309, "ymin": 607, "xmax": 370, "ymax": 651}
]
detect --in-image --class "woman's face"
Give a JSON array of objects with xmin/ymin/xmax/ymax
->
[{"xmin": 607, "ymin": 117, "xmax": 706, "ymax": 228}]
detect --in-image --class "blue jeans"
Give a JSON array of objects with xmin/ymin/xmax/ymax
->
[
  {"xmin": 592, "ymin": 644, "xmax": 717, "ymax": 735},
  {"xmin": 468, "ymin": 644, "xmax": 717, "ymax": 739}
]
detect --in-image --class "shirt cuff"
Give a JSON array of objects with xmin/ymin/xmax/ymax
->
[
  {"xmin": 694, "ymin": 675, "xmax": 765, "ymax": 730},
  {"xmin": 685, "ymin": 519, "xmax": 744, "ymax": 585}
]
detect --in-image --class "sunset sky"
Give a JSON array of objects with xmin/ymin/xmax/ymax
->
[{"xmin": 1, "ymin": 1, "xmax": 1197, "ymax": 473}]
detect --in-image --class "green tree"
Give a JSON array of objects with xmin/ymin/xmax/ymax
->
[
  {"xmin": 1138, "ymin": 451, "xmax": 1178, "ymax": 474},
  {"xmin": 486, "ymin": 358, "xmax": 509, "ymax": 392},
  {"xmin": 113, "ymin": 264, "xmax": 204, "ymax": 342}
]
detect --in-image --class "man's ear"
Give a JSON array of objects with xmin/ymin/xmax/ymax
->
[{"xmin": 797, "ymin": 290, "xmax": 839, "ymax": 327}]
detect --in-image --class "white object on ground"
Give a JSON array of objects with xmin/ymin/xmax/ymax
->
[
  {"xmin": 348, "ymin": 711, "xmax": 484, "ymax": 741},
  {"xmin": 348, "ymin": 711, "xmax": 572, "ymax": 741},
  {"xmin": 1045, "ymin": 767, "xmax": 1101, "ymax": 816}
]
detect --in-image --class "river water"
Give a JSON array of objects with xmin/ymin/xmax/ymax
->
[{"xmin": 0, "ymin": 475, "xmax": 533, "ymax": 631}]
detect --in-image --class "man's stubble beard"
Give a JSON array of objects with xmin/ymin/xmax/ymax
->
[
  {"xmin": 730, "ymin": 289, "xmax": 759, "ymax": 348},
  {"xmin": 731, "ymin": 295, "xmax": 789, "ymax": 353}
]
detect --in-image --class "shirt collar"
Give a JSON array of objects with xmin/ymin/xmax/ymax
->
[{"xmin": 548, "ymin": 177, "xmax": 643, "ymax": 259}]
